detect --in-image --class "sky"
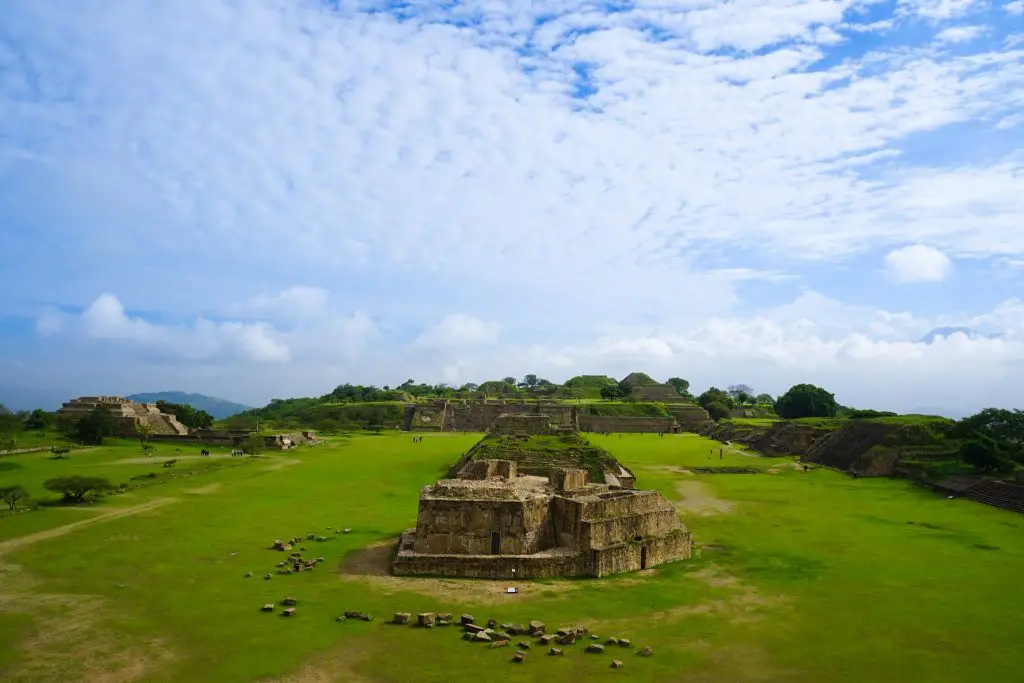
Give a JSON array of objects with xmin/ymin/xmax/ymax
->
[{"xmin": 0, "ymin": 0, "xmax": 1022, "ymax": 416}]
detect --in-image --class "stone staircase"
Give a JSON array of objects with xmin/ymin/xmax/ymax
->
[{"xmin": 964, "ymin": 480, "xmax": 1024, "ymax": 515}]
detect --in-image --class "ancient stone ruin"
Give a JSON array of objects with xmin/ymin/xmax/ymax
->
[
  {"xmin": 57, "ymin": 396, "xmax": 190, "ymax": 436},
  {"xmin": 393, "ymin": 416, "xmax": 691, "ymax": 578}
]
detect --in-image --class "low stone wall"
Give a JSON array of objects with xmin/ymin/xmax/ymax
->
[
  {"xmin": 394, "ymin": 531, "xmax": 588, "ymax": 579},
  {"xmin": 578, "ymin": 416, "xmax": 678, "ymax": 433},
  {"xmin": 413, "ymin": 497, "xmax": 552, "ymax": 555},
  {"xmin": 578, "ymin": 489, "xmax": 670, "ymax": 520},
  {"xmin": 666, "ymin": 405, "xmax": 711, "ymax": 431}
]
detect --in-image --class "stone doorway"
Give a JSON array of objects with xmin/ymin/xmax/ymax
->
[
  {"xmin": 640, "ymin": 545, "xmax": 648, "ymax": 570},
  {"xmin": 490, "ymin": 532, "xmax": 501, "ymax": 555}
]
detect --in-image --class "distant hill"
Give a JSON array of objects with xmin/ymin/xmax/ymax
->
[{"xmin": 126, "ymin": 392, "xmax": 252, "ymax": 419}]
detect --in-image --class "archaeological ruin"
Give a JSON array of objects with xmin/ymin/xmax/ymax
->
[
  {"xmin": 392, "ymin": 415, "xmax": 692, "ymax": 579},
  {"xmin": 57, "ymin": 396, "xmax": 190, "ymax": 437}
]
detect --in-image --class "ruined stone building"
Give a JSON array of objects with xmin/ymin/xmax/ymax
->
[
  {"xmin": 57, "ymin": 396, "xmax": 190, "ymax": 437},
  {"xmin": 392, "ymin": 416, "xmax": 692, "ymax": 578}
]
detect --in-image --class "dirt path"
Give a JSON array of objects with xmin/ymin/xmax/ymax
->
[
  {"xmin": 114, "ymin": 454, "xmax": 236, "ymax": 464},
  {"xmin": 0, "ymin": 498, "xmax": 179, "ymax": 556},
  {"xmin": 675, "ymin": 480, "xmax": 734, "ymax": 516}
]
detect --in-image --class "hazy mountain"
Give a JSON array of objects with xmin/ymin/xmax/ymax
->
[{"xmin": 126, "ymin": 392, "xmax": 252, "ymax": 419}]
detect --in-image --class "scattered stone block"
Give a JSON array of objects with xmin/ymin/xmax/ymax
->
[
  {"xmin": 460, "ymin": 614, "xmax": 475, "ymax": 626},
  {"xmin": 556, "ymin": 633, "xmax": 577, "ymax": 645},
  {"xmin": 611, "ymin": 660, "xmax": 624, "ymax": 669},
  {"xmin": 336, "ymin": 616, "xmax": 347, "ymax": 622},
  {"xmin": 618, "ymin": 639, "xmax": 632, "ymax": 648},
  {"xmin": 490, "ymin": 640, "xmax": 509, "ymax": 649},
  {"xmin": 538, "ymin": 634, "xmax": 556, "ymax": 645},
  {"xmin": 264, "ymin": 573, "xmax": 272, "ymax": 580},
  {"xmin": 517, "ymin": 641, "xmax": 531, "ymax": 649},
  {"xmin": 529, "ymin": 620, "xmax": 545, "ymax": 633},
  {"xmin": 343, "ymin": 528, "xmax": 352, "ymax": 533},
  {"xmin": 487, "ymin": 619, "xmax": 497, "ymax": 629},
  {"xmin": 548, "ymin": 648, "xmax": 564, "ymax": 656},
  {"xmin": 244, "ymin": 572, "xmax": 253, "ymax": 578},
  {"xmin": 464, "ymin": 623, "xmax": 485, "ymax": 634},
  {"xmin": 307, "ymin": 533, "xmax": 316, "ymax": 540},
  {"xmin": 435, "ymin": 613, "xmax": 453, "ymax": 626},
  {"xmin": 473, "ymin": 631, "xmax": 492, "ymax": 642},
  {"xmin": 606, "ymin": 638, "xmax": 619, "ymax": 645},
  {"xmin": 637, "ymin": 647, "xmax": 653, "ymax": 657},
  {"xmin": 462, "ymin": 632, "xmax": 474, "ymax": 641},
  {"xmin": 513, "ymin": 651, "xmax": 525, "ymax": 663},
  {"xmin": 261, "ymin": 604, "xmax": 274, "ymax": 612},
  {"xmin": 282, "ymin": 607, "xmax": 296, "ymax": 617},
  {"xmin": 508, "ymin": 624, "xmax": 525, "ymax": 635},
  {"xmin": 587, "ymin": 644, "xmax": 604, "ymax": 654},
  {"xmin": 417, "ymin": 612, "xmax": 435, "ymax": 627},
  {"xmin": 393, "ymin": 612, "xmax": 411, "ymax": 625}
]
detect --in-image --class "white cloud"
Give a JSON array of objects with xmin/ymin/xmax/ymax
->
[
  {"xmin": 415, "ymin": 314, "xmax": 500, "ymax": 350},
  {"xmin": 238, "ymin": 286, "xmax": 329, "ymax": 321},
  {"xmin": 935, "ymin": 25, "xmax": 986, "ymax": 43},
  {"xmin": 899, "ymin": 0, "xmax": 984, "ymax": 20},
  {"xmin": 883, "ymin": 244, "xmax": 954, "ymax": 283},
  {"xmin": 1005, "ymin": 0, "xmax": 1024, "ymax": 14}
]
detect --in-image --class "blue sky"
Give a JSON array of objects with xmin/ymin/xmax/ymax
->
[{"xmin": 1, "ymin": 0, "xmax": 1023, "ymax": 416}]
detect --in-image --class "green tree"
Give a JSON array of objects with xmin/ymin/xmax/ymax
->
[
  {"xmin": 698, "ymin": 387, "xmax": 733, "ymax": 410},
  {"xmin": 43, "ymin": 476, "xmax": 112, "ymax": 503},
  {"xmin": 502, "ymin": 376, "xmax": 517, "ymax": 386},
  {"xmin": 755, "ymin": 393, "xmax": 774, "ymax": 405},
  {"xmin": 666, "ymin": 377, "xmax": 691, "ymax": 396},
  {"xmin": 241, "ymin": 435, "xmax": 264, "ymax": 455},
  {"xmin": 953, "ymin": 408, "xmax": 1024, "ymax": 462},
  {"xmin": 367, "ymin": 414, "xmax": 383, "ymax": 434},
  {"xmin": 705, "ymin": 401, "xmax": 731, "ymax": 422},
  {"xmin": 616, "ymin": 379, "xmax": 634, "ymax": 399},
  {"xmin": 523, "ymin": 374, "xmax": 539, "ymax": 388},
  {"xmin": 75, "ymin": 406, "xmax": 116, "ymax": 445},
  {"xmin": 25, "ymin": 409, "xmax": 52, "ymax": 431},
  {"xmin": 0, "ymin": 484, "xmax": 29, "ymax": 512},
  {"xmin": 135, "ymin": 422, "xmax": 152, "ymax": 448},
  {"xmin": 960, "ymin": 435, "xmax": 1013, "ymax": 473},
  {"xmin": 600, "ymin": 385, "xmax": 628, "ymax": 401},
  {"xmin": 727, "ymin": 384, "xmax": 754, "ymax": 403},
  {"xmin": 775, "ymin": 384, "xmax": 838, "ymax": 419}
]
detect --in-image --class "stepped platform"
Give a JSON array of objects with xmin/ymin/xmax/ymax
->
[{"xmin": 964, "ymin": 480, "xmax": 1024, "ymax": 515}]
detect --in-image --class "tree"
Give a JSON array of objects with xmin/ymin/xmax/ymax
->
[
  {"xmin": 666, "ymin": 377, "xmax": 690, "ymax": 396},
  {"xmin": 705, "ymin": 401, "xmax": 731, "ymax": 422},
  {"xmin": 502, "ymin": 376, "xmax": 517, "ymax": 386},
  {"xmin": 135, "ymin": 422, "xmax": 152, "ymax": 448},
  {"xmin": 523, "ymin": 374, "xmax": 539, "ymax": 388},
  {"xmin": 241, "ymin": 435, "xmax": 264, "ymax": 455},
  {"xmin": 727, "ymin": 384, "xmax": 754, "ymax": 403},
  {"xmin": 0, "ymin": 484, "xmax": 29, "ymax": 512},
  {"xmin": 43, "ymin": 476, "xmax": 112, "ymax": 503},
  {"xmin": 25, "ymin": 409, "xmax": 52, "ymax": 431},
  {"xmin": 775, "ymin": 384, "xmax": 838, "ymax": 419},
  {"xmin": 755, "ymin": 393, "xmax": 774, "ymax": 405},
  {"xmin": 600, "ymin": 385, "xmax": 628, "ymax": 401},
  {"xmin": 459, "ymin": 383, "xmax": 479, "ymax": 392},
  {"xmin": 75, "ymin": 406, "xmax": 116, "ymax": 445},
  {"xmin": 953, "ymin": 408, "xmax": 1024, "ymax": 461},
  {"xmin": 616, "ymin": 379, "xmax": 634, "ymax": 399},
  {"xmin": 698, "ymin": 387, "xmax": 733, "ymax": 410},
  {"xmin": 960, "ymin": 435, "xmax": 1013, "ymax": 473},
  {"xmin": 367, "ymin": 414, "xmax": 383, "ymax": 434}
]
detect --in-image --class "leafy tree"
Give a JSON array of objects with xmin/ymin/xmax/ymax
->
[
  {"xmin": 367, "ymin": 414, "xmax": 383, "ymax": 434},
  {"xmin": 666, "ymin": 377, "xmax": 690, "ymax": 396},
  {"xmin": 523, "ymin": 374, "xmax": 539, "ymax": 388},
  {"xmin": 616, "ymin": 379, "xmax": 634, "ymax": 399},
  {"xmin": 727, "ymin": 384, "xmax": 754, "ymax": 402},
  {"xmin": 502, "ymin": 376, "xmax": 517, "ymax": 386},
  {"xmin": 775, "ymin": 384, "xmax": 838, "ymax": 419},
  {"xmin": 0, "ymin": 484, "xmax": 29, "ymax": 511},
  {"xmin": 960, "ymin": 435, "xmax": 1013, "ymax": 473},
  {"xmin": 953, "ymin": 408, "xmax": 1024, "ymax": 461},
  {"xmin": 155, "ymin": 400, "xmax": 214, "ymax": 429},
  {"xmin": 75, "ymin": 406, "xmax": 116, "ymax": 445},
  {"xmin": 0, "ymin": 411, "xmax": 24, "ymax": 438},
  {"xmin": 755, "ymin": 393, "xmax": 774, "ymax": 405},
  {"xmin": 135, "ymin": 422, "xmax": 152, "ymax": 448},
  {"xmin": 705, "ymin": 401, "xmax": 731, "ymax": 422},
  {"xmin": 43, "ymin": 476, "xmax": 112, "ymax": 503},
  {"xmin": 459, "ymin": 383, "xmax": 479, "ymax": 392},
  {"xmin": 600, "ymin": 385, "xmax": 628, "ymax": 401},
  {"xmin": 25, "ymin": 409, "xmax": 53, "ymax": 431},
  {"xmin": 698, "ymin": 387, "xmax": 733, "ymax": 410}
]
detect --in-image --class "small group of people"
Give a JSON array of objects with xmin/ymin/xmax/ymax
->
[
  {"xmin": 199, "ymin": 449, "xmax": 211, "ymax": 457},
  {"xmin": 230, "ymin": 449, "xmax": 245, "ymax": 456},
  {"xmin": 411, "ymin": 436, "xmax": 424, "ymax": 443}
]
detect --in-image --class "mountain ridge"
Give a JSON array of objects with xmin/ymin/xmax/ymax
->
[{"xmin": 126, "ymin": 391, "xmax": 252, "ymax": 419}]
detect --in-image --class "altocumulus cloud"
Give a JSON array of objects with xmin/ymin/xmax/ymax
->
[{"xmin": 0, "ymin": 0, "xmax": 1021, "ymax": 414}]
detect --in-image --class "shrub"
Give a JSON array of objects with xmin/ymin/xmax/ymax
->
[
  {"xmin": 960, "ymin": 436, "xmax": 1013, "ymax": 473},
  {"xmin": 775, "ymin": 384, "xmax": 838, "ymax": 419},
  {"xmin": 706, "ymin": 401, "xmax": 731, "ymax": 422}
]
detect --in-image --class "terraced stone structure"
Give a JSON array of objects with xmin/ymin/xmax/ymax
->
[
  {"xmin": 57, "ymin": 396, "xmax": 190, "ymax": 437},
  {"xmin": 392, "ymin": 417, "xmax": 692, "ymax": 578}
]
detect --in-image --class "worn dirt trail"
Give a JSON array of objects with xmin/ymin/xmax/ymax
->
[
  {"xmin": 675, "ymin": 480, "xmax": 735, "ymax": 516},
  {"xmin": 0, "ymin": 498, "xmax": 179, "ymax": 556}
]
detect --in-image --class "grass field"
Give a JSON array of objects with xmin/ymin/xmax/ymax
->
[{"xmin": 1, "ymin": 432, "xmax": 1022, "ymax": 682}]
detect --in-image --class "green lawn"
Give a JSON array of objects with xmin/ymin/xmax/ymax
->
[{"xmin": 1, "ymin": 432, "xmax": 1021, "ymax": 682}]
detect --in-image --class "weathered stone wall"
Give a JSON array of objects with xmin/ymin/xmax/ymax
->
[
  {"xmin": 580, "ymin": 508, "xmax": 680, "ymax": 548},
  {"xmin": 591, "ymin": 529, "xmax": 692, "ymax": 577},
  {"xmin": 457, "ymin": 460, "xmax": 517, "ymax": 480},
  {"xmin": 444, "ymin": 402, "xmax": 576, "ymax": 432},
  {"xmin": 412, "ymin": 497, "xmax": 552, "ymax": 555},
  {"xmin": 577, "ymin": 415, "xmax": 678, "ymax": 433},
  {"xmin": 577, "ymin": 490, "xmax": 670, "ymax": 520},
  {"xmin": 406, "ymin": 402, "xmax": 446, "ymax": 431},
  {"xmin": 550, "ymin": 468, "xmax": 588, "ymax": 492},
  {"xmin": 629, "ymin": 385, "xmax": 684, "ymax": 401},
  {"xmin": 487, "ymin": 414, "xmax": 557, "ymax": 436}
]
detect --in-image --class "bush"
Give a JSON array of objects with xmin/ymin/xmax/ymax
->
[
  {"xmin": 242, "ymin": 435, "xmax": 264, "ymax": 454},
  {"xmin": 960, "ymin": 436, "xmax": 1014, "ymax": 473},
  {"xmin": 705, "ymin": 401, "xmax": 731, "ymax": 422},
  {"xmin": 0, "ymin": 484, "xmax": 30, "ymax": 511}
]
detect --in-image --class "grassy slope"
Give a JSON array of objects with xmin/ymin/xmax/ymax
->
[{"xmin": 0, "ymin": 433, "xmax": 1020, "ymax": 682}]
